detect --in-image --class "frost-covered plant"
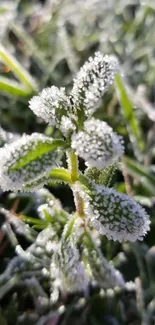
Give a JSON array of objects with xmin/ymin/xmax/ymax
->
[{"xmin": 0, "ymin": 52, "xmax": 150, "ymax": 296}]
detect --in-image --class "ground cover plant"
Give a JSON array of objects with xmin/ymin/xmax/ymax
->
[{"xmin": 1, "ymin": 1, "xmax": 155, "ymax": 325}]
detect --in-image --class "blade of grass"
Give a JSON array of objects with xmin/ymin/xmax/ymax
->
[
  {"xmin": 115, "ymin": 73, "xmax": 145, "ymax": 156},
  {"xmin": 0, "ymin": 76, "xmax": 31, "ymax": 97},
  {"xmin": 123, "ymin": 156, "xmax": 155, "ymax": 195},
  {"xmin": 11, "ymin": 23, "xmax": 48, "ymax": 73},
  {"xmin": 0, "ymin": 44, "xmax": 37, "ymax": 93}
]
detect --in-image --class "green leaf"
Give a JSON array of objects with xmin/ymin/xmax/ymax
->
[
  {"xmin": 115, "ymin": 73, "xmax": 145, "ymax": 154},
  {"xmin": 77, "ymin": 181, "xmax": 150, "ymax": 242},
  {"xmin": 123, "ymin": 156, "xmax": 155, "ymax": 195},
  {"xmin": 37, "ymin": 195, "xmax": 69, "ymax": 227},
  {"xmin": 0, "ymin": 134, "xmax": 67, "ymax": 191},
  {"xmin": 82, "ymin": 231, "xmax": 125, "ymax": 288},
  {"xmin": 21, "ymin": 216, "xmax": 49, "ymax": 227},
  {"xmin": 10, "ymin": 139, "xmax": 66, "ymax": 170}
]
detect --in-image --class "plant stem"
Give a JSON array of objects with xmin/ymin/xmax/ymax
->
[
  {"xmin": 49, "ymin": 168, "xmax": 73, "ymax": 184},
  {"xmin": 74, "ymin": 193, "xmax": 85, "ymax": 217},
  {"xmin": 67, "ymin": 150, "xmax": 84, "ymax": 217},
  {"xmin": 67, "ymin": 150, "xmax": 78, "ymax": 182}
]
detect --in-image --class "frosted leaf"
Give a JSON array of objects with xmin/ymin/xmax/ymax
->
[
  {"xmin": 0, "ymin": 207, "xmax": 36, "ymax": 242},
  {"xmin": 82, "ymin": 242, "xmax": 125, "ymax": 288},
  {"xmin": 30, "ymin": 226, "xmax": 59, "ymax": 259},
  {"xmin": 71, "ymin": 118, "xmax": 124, "ymax": 169},
  {"xmin": 51, "ymin": 236, "xmax": 88, "ymax": 293},
  {"xmin": 0, "ymin": 226, "xmax": 58, "ymax": 283},
  {"xmin": 77, "ymin": 183, "xmax": 150, "ymax": 242},
  {"xmin": 62, "ymin": 215, "xmax": 85, "ymax": 245},
  {"xmin": 85, "ymin": 164, "xmax": 117, "ymax": 186},
  {"xmin": 38, "ymin": 200, "xmax": 69, "ymax": 226},
  {"xmin": 71, "ymin": 52, "xmax": 118, "ymax": 117},
  {"xmin": 0, "ymin": 133, "xmax": 62, "ymax": 192},
  {"xmin": 29, "ymin": 86, "xmax": 72, "ymax": 127},
  {"xmin": 38, "ymin": 202, "xmax": 61, "ymax": 221},
  {"xmin": 22, "ymin": 173, "xmax": 54, "ymax": 192}
]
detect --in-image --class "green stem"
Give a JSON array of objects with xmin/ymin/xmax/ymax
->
[
  {"xmin": 49, "ymin": 168, "xmax": 73, "ymax": 184},
  {"xmin": 67, "ymin": 150, "xmax": 78, "ymax": 182},
  {"xmin": 64, "ymin": 215, "xmax": 77, "ymax": 240},
  {"xmin": 67, "ymin": 150, "xmax": 85, "ymax": 217}
]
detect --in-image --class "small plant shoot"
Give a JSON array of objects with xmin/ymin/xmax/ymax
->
[{"xmin": 0, "ymin": 52, "xmax": 150, "ymax": 300}]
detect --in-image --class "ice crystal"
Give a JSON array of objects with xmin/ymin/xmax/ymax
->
[
  {"xmin": 77, "ymin": 183, "xmax": 150, "ymax": 242},
  {"xmin": 71, "ymin": 118, "xmax": 124, "ymax": 169},
  {"xmin": 71, "ymin": 52, "xmax": 118, "ymax": 116},
  {"xmin": 29, "ymin": 86, "xmax": 72, "ymax": 128},
  {"xmin": 0, "ymin": 133, "xmax": 61, "ymax": 191}
]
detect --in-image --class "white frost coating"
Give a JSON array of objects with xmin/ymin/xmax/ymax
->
[
  {"xmin": 76, "ymin": 183, "xmax": 150, "ymax": 242},
  {"xmin": 59, "ymin": 116, "xmax": 76, "ymax": 137},
  {"xmin": 0, "ymin": 133, "xmax": 61, "ymax": 192},
  {"xmin": 83, "ymin": 246, "xmax": 125, "ymax": 288},
  {"xmin": 71, "ymin": 118, "xmax": 124, "ymax": 169},
  {"xmin": 29, "ymin": 86, "xmax": 72, "ymax": 127},
  {"xmin": 71, "ymin": 52, "xmax": 119, "ymax": 116},
  {"xmin": 51, "ymin": 237, "xmax": 88, "ymax": 293}
]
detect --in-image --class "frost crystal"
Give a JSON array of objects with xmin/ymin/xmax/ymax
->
[
  {"xmin": 71, "ymin": 52, "xmax": 118, "ymax": 116},
  {"xmin": 29, "ymin": 86, "xmax": 72, "ymax": 127},
  {"xmin": 77, "ymin": 183, "xmax": 150, "ymax": 242},
  {"xmin": 0, "ymin": 133, "xmax": 61, "ymax": 191},
  {"xmin": 71, "ymin": 118, "xmax": 124, "ymax": 169}
]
